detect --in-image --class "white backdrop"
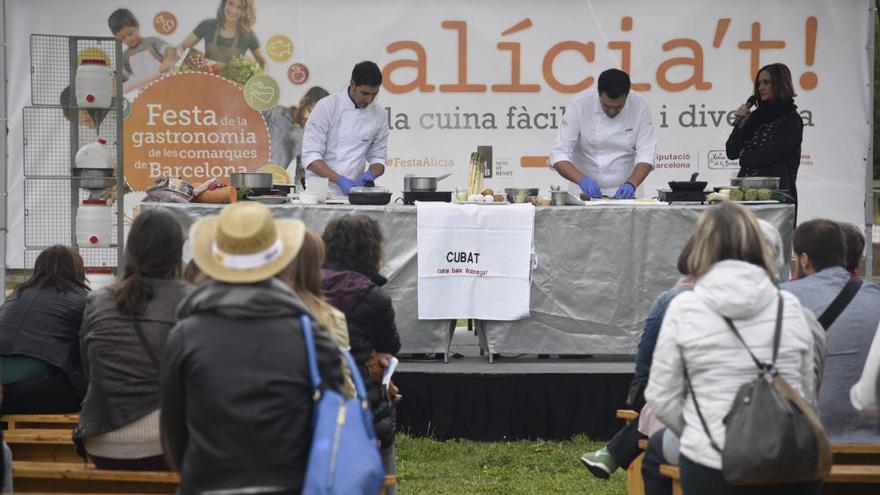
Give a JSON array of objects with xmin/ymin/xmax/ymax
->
[{"xmin": 4, "ymin": 0, "xmax": 873, "ymax": 268}]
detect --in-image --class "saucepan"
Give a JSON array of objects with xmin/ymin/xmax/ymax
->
[
  {"xmin": 404, "ymin": 173, "xmax": 452, "ymax": 192},
  {"xmin": 231, "ymin": 172, "xmax": 273, "ymax": 190},
  {"xmin": 668, "ymin": 172, "xmax": 708, "ymax": 192}
]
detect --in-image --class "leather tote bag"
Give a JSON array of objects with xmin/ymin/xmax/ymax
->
[
  {"xmin": 686, "ymin": 294, "xmax": 832, "ymax": 485},
  {"xmin": 300, "ymin": 315, "xmax": 384, "ymax": 495}
]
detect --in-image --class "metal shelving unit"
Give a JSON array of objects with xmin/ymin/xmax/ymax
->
[{"xmin": 24, "ymin": 34, "xmax": 124, "ymax": 270}]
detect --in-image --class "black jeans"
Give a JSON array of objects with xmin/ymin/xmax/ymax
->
[
  {"xmin": 606, "ymin": 419, "xmax": 648, "ymax": 468},
  {"xmin": 679, "ymin": 455, "xmax": 823, "ymax": 495},
  {"xmin": 1, "ymin": 367, "xmax": 81, "ymax": 414},
  {"xmin": 642, "ymin": 429, "xmax": 672, "ymax": 495},
  {"xmin": 90, "ymin": 453, "xmax": 170, "ymax": 471}
]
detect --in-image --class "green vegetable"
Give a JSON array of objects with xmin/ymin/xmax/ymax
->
[
  {"xmin": 728, "ymin": 188, "xmax": 744, "ymax": 201},
  {"xmin": 743, "ymin": 189, "xmax": 759, "ymax": 201},
  {"xmin": 756, "ymin": 188, "xmax": 773, "ymax": 201},
  {"xmin": 222, "ymin": 55, "xmax": 262, "ymax": 84}
]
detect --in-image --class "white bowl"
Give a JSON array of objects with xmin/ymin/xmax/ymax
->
[{"xmin": 299, "ymin": 191, "xmax": 324, "ymax": 204}]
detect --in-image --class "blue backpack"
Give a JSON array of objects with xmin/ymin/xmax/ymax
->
[{"xmin": 299, "ymin": 314, "xmax": 384, "ymax": 495}]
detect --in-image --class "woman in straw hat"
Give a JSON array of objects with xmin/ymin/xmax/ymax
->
[
  {"xmin": 159, "ymin": 202, "xmax": 344, "ymax": 494},
  {"xmin": 75, "ymin": 208, "xmax": 189, "ymax": 471}
]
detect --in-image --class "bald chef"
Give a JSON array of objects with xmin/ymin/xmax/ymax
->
[
  {"xmin": 549, "ymin": 68, "xmax": 657, "ymax": 199},
  {"xmin": 302, "ymin": 60, "xmax": 389, "ymax": 196}
]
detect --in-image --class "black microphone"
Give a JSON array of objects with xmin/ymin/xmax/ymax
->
[{"xmin": 733, "ymin": 95, "xmax": 757, "ymax": 126}]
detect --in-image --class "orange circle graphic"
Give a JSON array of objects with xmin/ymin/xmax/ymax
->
[
  {"xmin": 125, "ymin": 72, "xmax": 270, "ymax": 191},
  {"xmin": 153, "ymin": 11, "xmax": 178, "ymax": 35}
]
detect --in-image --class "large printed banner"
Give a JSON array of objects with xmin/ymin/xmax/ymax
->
[{"xmin": 5, "ymin": 0, "xmax": 872, "ymax": 267}]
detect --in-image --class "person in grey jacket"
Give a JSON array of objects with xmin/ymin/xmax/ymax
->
[
  {"xmin": 782, "ymin": 219, "xmax": 880, "ymax": 443},
  {"xmin": 75, "ymin": 208, "xmax": 189, "ymax": 470},
  {"xmin": 646, "ymin": 201, "xmax": 818, "ymax": 495},
  {"xmin": 160, "ymin": 202, "xmax": 345, "ymax": 494},
  {"xmin": 0, "ymin": 245, "xmax": 89, "ymax": 413}
]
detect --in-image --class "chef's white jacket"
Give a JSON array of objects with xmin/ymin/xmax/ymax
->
[
  {"xmin": 302, "ymin": 89, "xmax": 389, "ymax": 196},
  {"xmin": 549, "ymin": 90, "xmax": 657, "ymax": 196}
]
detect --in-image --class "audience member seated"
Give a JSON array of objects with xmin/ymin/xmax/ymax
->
[
  {"xmin": 640, "ymin": 217, "xmax": 827, "ymax": 495},
  {"xmin": 160, "ymin": 202, "xmax": 344, "ymax": 494},
  {"xmin": 0, "ymin": 245, "xmax": 89, "ymax": 413},
  {"xmin": 280, "ymin": 228, "xmax": 356, "ymax": 398},
  {"xmin": 321, "ymin": 214, "xmax": 401, "ymax": 490},
  {"xmin": 851, "ymin": 321, "xmax": 880, "ymax": 421},
  {"xmin": 839, "ymin": 222, "xmax": 866, "ymax": 279},
  {"xmin": 579, "ymin": 235, "xmax": 695, "ymax": 480},
  {"xmin": 646, "ymin": 201, "xmax": 820, "ymax": 495},
  {"xmin": 75, "ymin": 208, "xmax": 189, "ymax": 470},
  {"xmin": 782, "ymin": 219, "xmax": 880, "ymax": 443}
]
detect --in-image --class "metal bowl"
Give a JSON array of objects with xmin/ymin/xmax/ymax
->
[
  {"xmin": 730, "ymin": 176, "xmax": 780, "ymax": 190},
  {"xmin": 505, "ymin": 188, "xmax": 539, "ymax": 203}
]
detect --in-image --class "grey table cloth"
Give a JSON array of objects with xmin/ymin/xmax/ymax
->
[{"xmin": 143, "ymin": 202, "xmax": 794, "ymax": 357}]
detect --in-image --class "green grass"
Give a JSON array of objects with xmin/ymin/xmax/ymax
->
[{"xmin": 396, "ymin": 434, "xmax": 627, "ymax": 495}]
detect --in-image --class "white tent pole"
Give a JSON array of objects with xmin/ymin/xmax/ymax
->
[
  {"xmin": 1, "ymin": 0, "xmax": 8, "ymax": 294},
  {"xmin": 867, "ymin": 0, "xmax": 877, "ymax": 280}
]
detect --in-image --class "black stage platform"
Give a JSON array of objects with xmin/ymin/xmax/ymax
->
[{"xmin": 394, "ymin": 327, "xmax": 635, "ymax": 442}]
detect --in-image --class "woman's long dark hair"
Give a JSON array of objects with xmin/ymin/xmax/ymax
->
[
  {"xmin": 322, "ymin": 214, "xmax": 384, "ymax": 273},
  {"xmin": 114, "ymin": 208, "xmax": 184, "ymax": 315},
  {"xmin": 14, "ymin": 245, "xmax": 88, "ymax": 296}
]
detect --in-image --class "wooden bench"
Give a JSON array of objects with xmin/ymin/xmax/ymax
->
[
  {"xmin": 13, "ymin": 461, "xmax": 179, "ymax": 493},
  {"xmin": 2, "ymin": 414, "xmax": 79, "ymax": 430},
  {"xmin": 660, "ymin": 463, "xmax": 880, "ymax": 495},
  {"xmin": 381, "ymin": 474, "xmax": 396, "ymax": 495},
  {"xmin": 832, "ymin": 444, "xmax": 880, "ymax": 465},
  {"xmin": 616, "ymin": 409, "xmax": 639, "ymax": 423},
  {"xmin": 4, "ymin": 428, "xmax": 81, "ymax": 463}
]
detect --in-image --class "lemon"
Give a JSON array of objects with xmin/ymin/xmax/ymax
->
[{"xmin": 258, "ymin": 164, "xmax": 292, "ymax": 185}]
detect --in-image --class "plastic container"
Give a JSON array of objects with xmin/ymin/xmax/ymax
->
[
  {"xmin": 75, "ymin": 59, "xmax": 113, "ymax": 109},
  {"xmin": 76, "ymin": 199, "xmax": 113, "ymax": 247},
  {"xmin": 85, "ymin": 267, "xmax": 115, "ymax": 291}
]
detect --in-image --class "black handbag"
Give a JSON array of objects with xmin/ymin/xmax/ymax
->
[{"xmin": 685, "ymin": 293, "xmax": 832, "ymax": 485}]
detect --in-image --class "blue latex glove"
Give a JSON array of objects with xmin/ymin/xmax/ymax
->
[
  {"xmin": 613, "ymin": 182, "xmax": 636, "ymax": 199},
  {"xmin": 578, "ymin": 176, "xmax": 602, "ymax": 198},
  {"xmin": 358, "ymin": 170, "xmax": 377, "ymax": 186},
  {"xmin": 335, "ymin": 176, "xmax": 357, "ymax": 195}
]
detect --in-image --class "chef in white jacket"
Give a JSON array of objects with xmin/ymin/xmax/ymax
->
[
  {"xmin": 549, "ymin": 69, "xmax": 657, "ymax": 199},
  {"xmin": 301, "ymin": 61, "xmax": 389, "ymax": 197}
]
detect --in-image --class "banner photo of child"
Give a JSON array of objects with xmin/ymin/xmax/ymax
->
[{"xmin": 109, "ymin": 8, "xmax": 177, "ymax": 94}]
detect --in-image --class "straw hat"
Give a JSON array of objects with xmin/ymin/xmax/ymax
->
[{"xmin": 190, "ymin": 202, "xmax": 305, "ymax": 283}]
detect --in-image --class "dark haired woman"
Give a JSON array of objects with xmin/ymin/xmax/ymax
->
[
  {"xmin": 75, "ymin": 208, "xmax": 189, "ymax": 471},
  {"xmin": 320, "ymin": 214, "xmax": 401, "ymax": 491},
  {"xmin": 0, "ymin": 245, "xmax": 89, "ymax": 413},
  {"xmin": 726, "ymin": 63, "xmax": 804, "ymax": 204}
]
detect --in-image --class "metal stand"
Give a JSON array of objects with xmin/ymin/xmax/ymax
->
[{"xmin": 24, "ymin": 35, "xmax": 124, "ymax": 271}]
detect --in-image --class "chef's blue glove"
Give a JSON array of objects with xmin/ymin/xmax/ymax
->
[
  {"xmin": 613, "ymin": 182, "xmax": 636, "ymax": 199},
  {"xmin": 358, "ymin": 170, "xmax": 376, "ymax": 186},
  {"xmin": 335, "ymin": 176, "xmax": 357, "ymax": 195},
  {"xmin": 578, "ymin": 176, "xmax": 602, "ymax": 198}
]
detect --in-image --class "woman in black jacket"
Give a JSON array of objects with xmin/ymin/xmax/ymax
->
[
  {"xmin": 76, "ymin": 208, "xmax": 189, "ymax": 470},
  {"xmin": 0, "ymin": 245, "xmax": 89, "ymax": 413},
  {"xmin": 320, "ymin": 214, "xmax": 401, "ymax": 490},
  {"xmin": 726, "ymin": 63, "xmax": 803, "ymax": 205}
]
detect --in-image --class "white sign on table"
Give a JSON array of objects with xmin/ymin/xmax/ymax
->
[{"xmin": 417, "ymin": 202, "xmax": 535, "ymax": 321}]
